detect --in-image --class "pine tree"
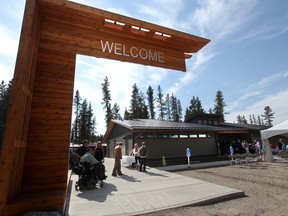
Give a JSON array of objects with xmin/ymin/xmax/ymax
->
[
  {"xmin": 130, "ymin": 83, "xmax": 140, "ymax": 119},
  {"xmin": 71, "ymin": 91, "xmax": 96, "ymax": 142},
  {"xmin": 112, "ymin": 103, "xmax": 122, "ymax": 120},
  {"xmin": 257, "ymin": 115, "xmax": 262, "ymax": 125},
  {"xmin": 123, "ymin": 107, "xmax": 131, "ymax": 120},
  {"xmin": 242, "ymin": 115, "xmax": 247, "ymax": 124},
  {"xmin": 127, "ymin": 84, "xmax": 148, "ymax": 119},
  {"xmin": 177, "ymin": 99, "xmax": 183, "ymax": 122},
  {"xmin": 87, "ymin": 102, "xmax": 96, "ymax": 141},
  {"xmin": 0, "ymin": 80, "xmax": 12, "ymax": 147},
  {"xmin": 252, "ymin": 114, "xmax": 257, "ymax": 125},
  {"xmin": 101, "ymin": 76, "xmax": 113, "ymax": 128},
  {"xmin": 208, "ymin": 108, "xmax": 213, "ymax": 114},
  {"xmin": 184, "ymin": 96, "xmax": 204, "ymax": 122},
  {"xmin": 236, "ymin": 115, "xmax": 247, "ymax": 124},
  {"xmin": 157, "ymin": 85, "xmax": 165, "ymax": 120},
  {"xmin": 261, "ymin": 106, "xmax": 275, "ymax": 126},
  {"xmin": 170, "ymin": 94, "xmax": 178, "ymax": 122},
  {"xmin": 72, "ymin": 90, "xmax": 82, "ymax": 143},
  {"xmin": 249, "ymin": 115, "xmax": 252, "ymax": 124},
  {"xmin": 184, "ymin": 108, "xmax": 190, "ymax": 122},
  {"xmin": 139, "ymin": 91, "xmax": 149, "ymax": 119},
  {"xmin": 146, "ymin": 85, "xmax": 155, "ymax": 119},
  {"xmin": 213, "ymin": 90, "xmax": 227, "ymax": 121},
  {"xmin": 165, "ymin": 93, "xmax": 171, "ymax": 121},
  {"xmin": 236, "ymin": 115, "xmax": 241, "ymax": 123},
  {"xmin": 78, "ymin": 99, "xmax": 89, "ymax": 141}
]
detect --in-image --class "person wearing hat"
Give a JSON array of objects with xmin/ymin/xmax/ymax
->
[{"xmin": 112, "ymin": 142, "xmax": 123, "ymax": 176}]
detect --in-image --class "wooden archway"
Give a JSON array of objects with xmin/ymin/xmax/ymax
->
[{"xmin": 0, "ymin": 0, "xmax": 209, "ymax": 215}]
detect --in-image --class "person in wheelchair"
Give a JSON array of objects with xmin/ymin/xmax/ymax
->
[{"xmin": 80, "ymin": 148, "xmax": 107, "ymax": 181}]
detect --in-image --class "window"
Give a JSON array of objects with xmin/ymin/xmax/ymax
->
[
  {"xmin": 139, "ymin": 134, "xmax": 145, "ymax": 139},
  {"xmin": 207, "ymin": 133, "xmax": 213, "ymax": 138},
  {"xmin": 158, "ymin": 134, "xmax": 169, "ymax": 138},
  {"xmin": 199, "ymin": 134, "xmax": 207, "ymax": 138},
  {"xmin": 190, "ymin": 134, "xmax": 198, "ymax": 138},
  {"xmin": 146, "ymin": 134, "xmax": 156, "ymax": 139},
  {"xmin": 179, "ymin": 134, "xmax": 189, "ymax": 138},
  {"xmin": 169, "ymin": 134, "xmax": 179, "ymax": 138}
]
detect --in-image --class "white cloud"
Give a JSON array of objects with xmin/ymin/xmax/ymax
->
[
  {"xmin": 74, "ymin": 56, "xmax": 168, "ymax": 134},
  {"xmin": 190, "ymin": 47, "xmax": 217, "ymax": 71},
  {"xmin": 226, "ymin": 89, "xmax": 288, "ymax": 125},
  {"xmin": 235, "ymin": 14, "xmax": 288, "ymax": 42},
  {"xmin": 167, "ymin": 47, "xmax": 217, "ymax": 95},
  {"xmin": 69, "ymin": 0, "xmax": 91, "ymax": 5},
  {"xmin": 0, "ymin": 64, "xmax": 14, "ymax": 83},
  {"xmin": 137, "ymin": 0, "xmax": 185, "ymax": 29},
  {"xmin": 0, "ymin": 24, "xmax": 19, "ymax": 57},
  {"xmin": 191, "ymin": 0, "xmax": 260, "ymax": 40},
  {"xmin": 226, "ymin": 71, "xmax": 288, "ymax": 112},
  {"xmin": 69, "ymin": 0, "xmax": 130, "ymax": 17},
  {"xmin": 258, "ymin": 71, "xmax": 288, "ymax": 87}
]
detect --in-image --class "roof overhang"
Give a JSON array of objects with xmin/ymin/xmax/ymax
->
[
  {"xmin": 217, "ymin": 131, "xmax": 249, "ymax": 134},
  {"xmin": 37, "ymin": 0, "xmax": 210, "ymax": 71}
]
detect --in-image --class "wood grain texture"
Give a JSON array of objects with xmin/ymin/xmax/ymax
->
[{"xmin": 0, "ymin": 0, "xmax": 209, "ymax": 215}]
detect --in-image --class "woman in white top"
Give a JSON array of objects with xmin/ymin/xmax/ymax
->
[{"xmin": 132, "ymin": 143, "xmax": 140, "ymax": 170}]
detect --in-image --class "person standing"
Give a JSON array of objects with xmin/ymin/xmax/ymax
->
[
  {"xmin": 93, "ymin": 141, "xmax": 105, "ymax": 163},
  {"xmin": 279, "ymin": 139, "xmax": 285, "ymax": 151},
  {"xmin": 112, "ymin": 142, "xmax": 123, "ymax": 176},
  {"xmin": 131, "ymin": 143, "xmax": 140, "ymax": 170},
  {"xmin": 254, "ymin": 140, "xmax": 261, "ymax": 154},
  {"xmin": 139, "ymin": 142, "xmax": 148, "ymax": 172}
]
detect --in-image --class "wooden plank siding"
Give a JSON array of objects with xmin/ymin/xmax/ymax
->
[
  {"xmin": 20, "ymin": 46, "xmax": 75, "ymax": 200},
  {"xmin": 0, "ymin": 0, "xmax": 209, "ymax": 215},
  {"xmin": 3, "ymin": 45, "xmax": 75, "ymax": 215},
  {"xmin": 39, "ymin": 19, "xmax": 187, "ymax": 71},
  {"xmin": 0, "ymin": 0, "xmax": 41, "ymax": 215}
]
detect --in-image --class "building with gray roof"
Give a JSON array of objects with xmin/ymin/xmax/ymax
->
[{"xmin": 103, "ymin": 115, "xmax": 268, "ymax": 161}]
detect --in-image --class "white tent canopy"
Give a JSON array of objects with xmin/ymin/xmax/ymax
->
[
  {"xmin": 261, "ymin": 119, "xmax": 288, "ymax": 162},
  {"xmin": 261, "ymin": 119, "xmax": 288, "ymax": 139}
]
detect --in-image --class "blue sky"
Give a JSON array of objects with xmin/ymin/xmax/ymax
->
[{"xmin": 1, "ymin": 0, "xmax": 288, "ymax": 135}]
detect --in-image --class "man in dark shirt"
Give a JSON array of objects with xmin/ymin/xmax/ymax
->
[
  {"xmin": 139, "ymin": 142, "xmax": 148, "ymax": 172},
  {"xmin": 75, "ymin": 139, "xmax": 89, "ymax": 160}
]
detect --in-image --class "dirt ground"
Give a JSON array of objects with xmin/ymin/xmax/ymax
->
[{"xmin": 147, "ymin": 161, "xmax": 288, "ymax": 216}]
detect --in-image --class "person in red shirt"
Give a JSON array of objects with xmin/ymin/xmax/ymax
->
[{"xmin": 112, "ymin": 142, "xmax": 123, "ymax": 176}]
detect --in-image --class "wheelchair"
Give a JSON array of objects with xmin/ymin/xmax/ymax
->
[{"xmin": 73, "ymin": 161, "xmax": 107, "ymax": 191}]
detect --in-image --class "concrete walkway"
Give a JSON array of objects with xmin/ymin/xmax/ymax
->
[{"xmin": 66, "ymin": 158, "xmax": 243, "ymax": 216}]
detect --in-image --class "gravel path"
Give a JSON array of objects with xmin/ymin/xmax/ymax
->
[{"xmin": 146, "ymin": 161, "xmax": 288, "ymax": 216}]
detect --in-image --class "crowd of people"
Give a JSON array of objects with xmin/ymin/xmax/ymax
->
[
  {"xmin": 73, "ymin": 139, "xmax": 149, "ymax": 179},
  {"xmin": 271, "ymin": 138, "xmax": 288, "ymax": 155},
  {"xmin": 130, "ymin": 142, "xmax": 148, "ymax": 172},
  {"xmin": 111, "ymin": 141, "xmax": 149, "ymax": 176},
  {"xmin": 227, "ymin": 139, "xmax": 262, "ymax": 156},
  {"xmin": 227, "ymin": 138, "xmax": 288, "ymax": 156},
  {"xmin": 74, "ymin": 137, "xmax": 287, "ymax": 173},
  {"xmin": 74, "ymin": 140, "xmax": 106, "ymax": 180}
]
